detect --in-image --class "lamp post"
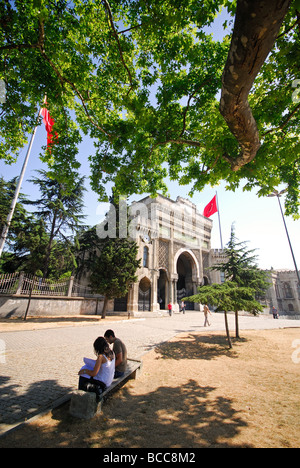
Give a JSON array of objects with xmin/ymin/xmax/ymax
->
[{"xmin": 267, "ymin": 189, "xmax": 300, "ymax": 285}]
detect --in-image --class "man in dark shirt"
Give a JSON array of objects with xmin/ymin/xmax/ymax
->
[{"xmin": 104, "ymin": 329, "xmax": 127, "ymax": 378}]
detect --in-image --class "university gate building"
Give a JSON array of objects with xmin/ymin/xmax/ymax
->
[{"xmin": 113, "ymin": 194, "xmax": 222, "ymax": 316}]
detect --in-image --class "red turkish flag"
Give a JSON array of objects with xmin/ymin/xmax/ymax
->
[
  {"xmin": 41, "ymin": 106, "xmax": 58, "ymax": 150},
  {"xmin": 203, "ymin": 195, "xmax": 218, "ymax": 218}
]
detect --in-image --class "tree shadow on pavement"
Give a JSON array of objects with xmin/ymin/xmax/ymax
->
[
  {"xmin": 92, "ymin": 379, "xmax": 252, "ymax": 448},
  {"xmin": 0, "ymin": 378, "xmax": 252, "ymax": 448},
  {"xmin": 153, "ymin": 333, "xmax": 247, "ymax": 361},
  {"xmin": 0, "ymin": 376, "xmax": 71, "ymax": 427}
]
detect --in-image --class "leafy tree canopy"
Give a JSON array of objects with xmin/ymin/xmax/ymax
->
[
  {"xmin": 0, "ymin": 173, "xmax": 86, "ymax": 277},
  {"xmin": 213, "ymin": 224, "xmax": 270, "ymax": 295},
  {"xmin": 1, "ymin": 0, "xmax": 299, "ymax": 216},
  {"xmin": 88, "ymin": 237, "xmax": 141, "ymax": 317},
  {"xmin": 24, "ymin": 169, "xmax": 86, "ymax": 276}
]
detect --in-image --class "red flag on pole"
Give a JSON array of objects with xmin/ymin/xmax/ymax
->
[
  {"xmin": 41, "ymin": 105, "xmax": 58, "ymax": 150},
  {"xmin": 203, "ymin": 195, "xmax": 218, "ymax": 218}
]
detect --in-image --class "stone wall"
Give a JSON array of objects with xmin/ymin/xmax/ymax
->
[{"xmin": 0, "ymin": 295, "xmax": 104, "ymax": 318}]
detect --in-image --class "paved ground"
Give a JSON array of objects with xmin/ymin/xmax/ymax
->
[{"xmin": 0, "ymin": 312, "xmax": 299, "ymax": 435}]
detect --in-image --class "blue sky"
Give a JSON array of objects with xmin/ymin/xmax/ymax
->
[
  {"xmin": 1, "ymin": 118, "xmax": 299, "ymax": 272},
  {"xmin": 0, "ymin": 6, "xmax": 299, "ymax": 271}
]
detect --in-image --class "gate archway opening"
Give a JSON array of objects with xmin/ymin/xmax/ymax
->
[
  {"xmin": 158, "ymin": 269, "xmax": 168, "ymax": 309},
  {"xmin": 176, "ymin": 252, "xmax": 197, "ymax": 310},
  {"xmin": 138, "ymin": 277, "xmax": 151, "ymax": 312}
]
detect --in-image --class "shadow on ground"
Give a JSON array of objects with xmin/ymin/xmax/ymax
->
[
  {"xmin": 0, "ymin": 377, "xmax": 251, "ymax": 448},
  {"xmin": 0, "ymin": 376, "xmax": 71, "ymax": 426},
  {"xmin": 153, "ymin": 333, "xmax": 247, "ymax": 360}
]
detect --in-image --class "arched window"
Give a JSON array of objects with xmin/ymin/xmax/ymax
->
[
  {"xmin": 283, "ymin": 282, "xmax": 293, "ymax": 299},
  {"xmin": 143, "ymin": 246, "xmax": 149, "ymax": 268}
]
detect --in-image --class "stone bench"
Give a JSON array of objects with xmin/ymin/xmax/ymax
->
[{"xmin": 69, "ymin": 358, "xmax": 142, "ymax": 419}]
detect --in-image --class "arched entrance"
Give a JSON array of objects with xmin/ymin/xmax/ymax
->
[
  {"xmin": 176, "ymin": 252, "xmax": 198, "ymax": 310},
  {"xmin": 138, "ymin": 277, "xmax": 151, "ymax": 311},
  {"xmin": 158, "ymin": 269, "xmax": 168, "ymax": 309}
]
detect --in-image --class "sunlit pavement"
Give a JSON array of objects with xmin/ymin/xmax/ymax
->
[{"xmin": 1, "ymin": 312, "xmax": 299, "ymax": 433}]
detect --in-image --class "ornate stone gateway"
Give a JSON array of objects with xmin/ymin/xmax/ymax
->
[
  {"xmin": 78, "ymin": 194, "xmax": 227, "ymax": 316},
  {"xmin": 116, "ymin": 195, "xmax": 218, "ymax": 316}
]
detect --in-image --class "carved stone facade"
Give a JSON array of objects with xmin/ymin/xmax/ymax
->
[{"xmin": 124, "ymin": 194, "xmax": 215, "ymax": 316}]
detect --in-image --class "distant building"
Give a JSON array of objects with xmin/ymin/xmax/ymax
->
[
  {"xmin": 82, "ymin": 194, "xmax": 300, "ymax": 318},
  {"xmin": 266, "ymin": 270, "xmax": 300, "ymax": 316},
  {"xmin": 113, "ymin": 194, "xmax": 226, "ymax": 316}
]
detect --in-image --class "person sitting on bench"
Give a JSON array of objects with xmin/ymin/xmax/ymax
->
[
  {"xmin": 104, "ymin": 329, "xmax": 127, "ymax": 378},
  {"xmin": 78, "ymin": 337, "xmax": 115, "ymax": 397}
]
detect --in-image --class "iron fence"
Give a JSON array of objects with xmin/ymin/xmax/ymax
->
[{"xmin": 0, "ymin": 272, "xmax": 99, "ymax": 298}]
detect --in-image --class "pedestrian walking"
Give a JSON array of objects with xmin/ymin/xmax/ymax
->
[
  {"xmin": 203, "ymin": 304, "xmax": 212, "ymax": 327},
  {"xmin": 168, "ymin": 302, "xmax": 172, "ymax": 316},
  {"xmin": 180, "ymin": 300, "xmax": 186, "ymax": 314}
]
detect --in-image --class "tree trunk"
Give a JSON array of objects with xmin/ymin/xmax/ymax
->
[
  {"xmin": 102, "ymin": 296, "xmax": 109, "ymax": 319},
  {"xmin": 220, "ymin": 0, "xmax": 292, "ymax": 171},
  {"xmin": 23, "ymin": 274, "xmax": 34, "ymax": 321},
  {"xmin": 224, "ymin": 311, "xmax": 232, "ymax": 349},
  {"xmin": 235, "ymin": 310, "xmax": 240, "ymax": 339}
]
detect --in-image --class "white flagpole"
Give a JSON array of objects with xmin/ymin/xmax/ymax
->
[
  {"xmin": 0, "ymin": 96, "xmax": 46, "ymax": 258},
  {"xmin": 216, "ymin": 191, "xmax": 224, "ymax": 250}
]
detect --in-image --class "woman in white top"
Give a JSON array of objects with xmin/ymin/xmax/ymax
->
[{"xmin": 78, "ymin": 337, "xmax": 115, "ymax": 397}]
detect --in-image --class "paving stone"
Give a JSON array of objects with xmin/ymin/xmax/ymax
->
[{"xmin": 0, "ymin": 313, "xmax": 299, "ymax": 430}]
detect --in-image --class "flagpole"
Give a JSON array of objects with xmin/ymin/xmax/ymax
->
[
  {"xmin": 268, "ymin": 189, "xmax": 300, "ymax": 285},
  {"xmin": 216, "ymin": 191, "xmax": 224, "ymax": 250},
  {"xmin": 0, "ymin": 96, "xmax": 46, "ymax": 258}
]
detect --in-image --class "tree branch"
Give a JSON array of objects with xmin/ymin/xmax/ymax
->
[
  {"xmin": 1, "ymin": 16, "xmax": 112, "ymax": 139},
  {"xmin": 0, "ymin": 42, "xmax": 38, "ymax": 52},
  {"xmin": 180, "ymin": 78, "xmax": 210, "ymax": 138},
  {"xmin": 102, "ymin": 0, "xmax": 135, "ymax": 93},
  {"xmin": 117, "ymin": 24, "xmax": 143, "ymax": 35},
  {"xmin": 35, "ymin": 20, "xmax": 112, "ymax": 139},
  {"xmin": 220, "ymin": 0, "xmax": 292, "ymax": 171},
  {"xmin": 277, "ymin": 18, "xmax": 298, "ymax": 38},
  {"xmin": 262, "ymin": 102, "xmax": 300, "ymax": 137}
]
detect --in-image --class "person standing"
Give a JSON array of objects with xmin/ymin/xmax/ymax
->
[
  {"xmin": 104, "ymin": 329, "xmax": 128, "ymax": 378},
  {"xmin": 272, "ymin": 306, "xmax": 279, "ymax": 319},
  {"xmin": 168, "ymin": 302, "xmax": 172, "ymax": 316},
  {"xmin": 180, "ymin": 300, "xmax": 186, "ymax": 314},
  {"xmin": 203, "ymin": 304, "xmax": 212, "ymax": 327}
]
